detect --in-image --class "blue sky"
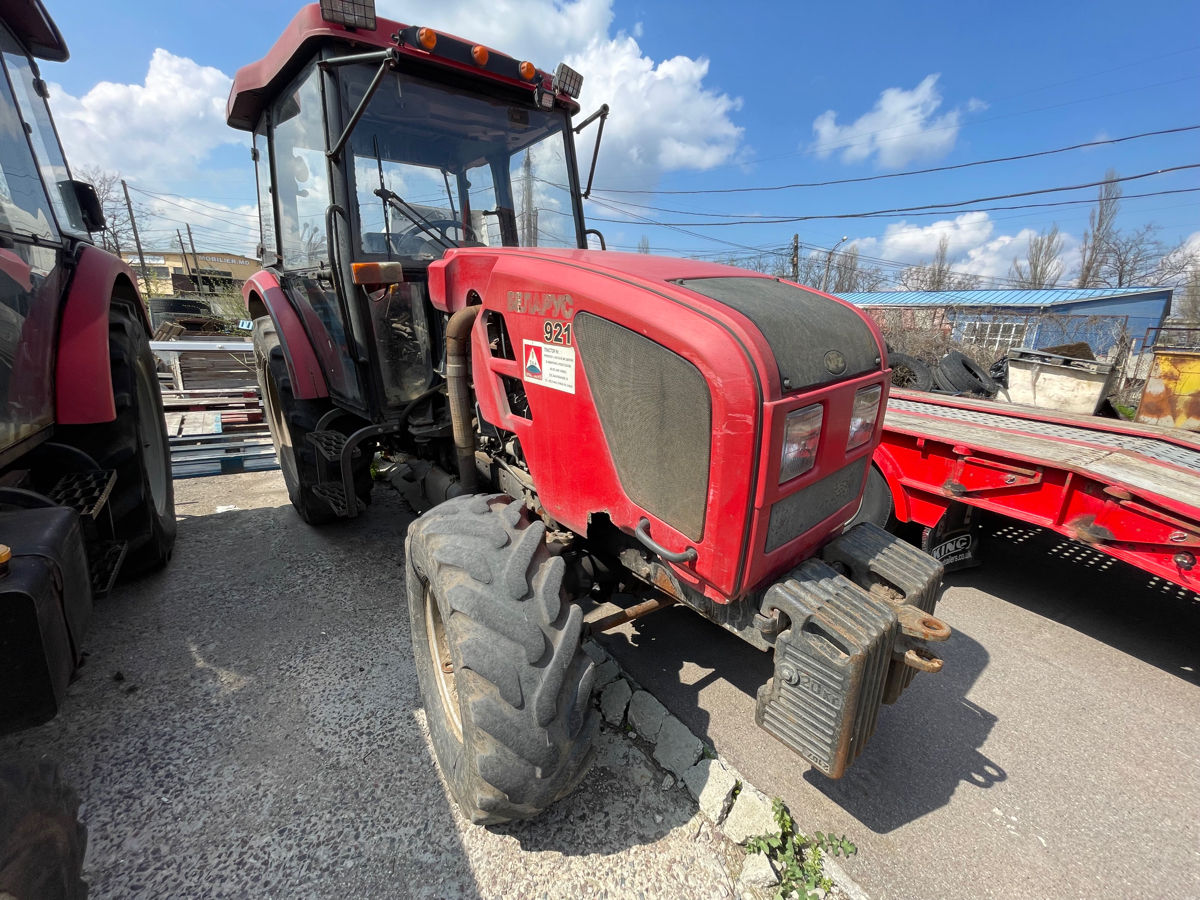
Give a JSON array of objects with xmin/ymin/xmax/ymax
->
[{"xmin": 37, "ymin": 0, "xmax": 1200, "ymax": 285}]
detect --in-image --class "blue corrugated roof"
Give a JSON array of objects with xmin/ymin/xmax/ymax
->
[{"xmin": 837, "ymin": 287, "xmax": 1168, "ymax": 307}]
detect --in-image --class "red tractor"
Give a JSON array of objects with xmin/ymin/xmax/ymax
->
[
  {"xmin": 0, "ymin": 2, "xmax": 175, "ymax": 896},
  {"xmin": 229, "ymin": 1, "xmax": 951, "ymax": 824},
  {"xmin": 0, "ymin": 0, "xmax": 175, "ymax": 733}
]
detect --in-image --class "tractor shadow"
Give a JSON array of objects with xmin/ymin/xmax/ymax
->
[{"xmin": 597, "ymin": 584, "xmax": 1000, "ymax": 835}]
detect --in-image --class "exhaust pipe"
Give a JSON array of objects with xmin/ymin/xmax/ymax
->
[{"xmin": 445, "ymin": 304, "xmax": 481, "ymax": 494}]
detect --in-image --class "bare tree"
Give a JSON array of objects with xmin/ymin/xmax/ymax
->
[
  {"xmin": 1009, "ymin": 224, "xmax": 1063, "ymax": 288},
  {"xmin": 829, "ymin": 245, "xmax": 887, "ymax": 293},
  {"xmin": 1076, "ymin": 169, "xmax": 1120, "ymax": 287},
  {"xmin": 897, "ymin": 236, "xmax": 981, "ymax": 291},
  {"xmin": 76, "ymin": 166, "xmax": 150, "ymax": 256},
  {"xmin": 636, "ymin": 235, "xmax": 650, "ymax": 254},
  {"xmin": 1100, "ymin": 223, "xmax": 1167, "ymax": 287}
]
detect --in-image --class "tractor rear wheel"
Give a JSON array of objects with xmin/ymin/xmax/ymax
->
[
  {"xmin": 406, "ymin": 494, "xmax": 599, "ymax": 825},
  {"xmin": 57, "ymin": 298, "xmax": 176, "ymax": 577},
  {"xmin": 253, "ymin": 317, "xmax": 372, "ymax": 524}
]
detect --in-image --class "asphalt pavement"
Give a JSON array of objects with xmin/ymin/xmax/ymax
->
[
  {"xmin": 598, "ymin": 515, "xmax": 1200, "ymax": 899},
  {"xmin": 0, "ymin": 474, "xmax": 739, "ymax": 900}
]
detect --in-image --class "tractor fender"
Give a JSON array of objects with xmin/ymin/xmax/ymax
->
[
  {"xmin": 871, "ymin": 443, "xmax": 913, "ymax": 524},
  {"xmin": 55, "ymin": 245, "xmax": 149, "ymax": 424},
  {"xmin": 242, "ymin": 270, "xmax": 328, "ymax": 399}
]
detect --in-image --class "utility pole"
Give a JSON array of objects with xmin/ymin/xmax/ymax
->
[
  {"xmin": 790, "ymin": 234, "xmax": 799, "ymax": 282},
  {"xmin": 185, "ymin": 224, "xmax": 207, "ymax": 295},
  {"xmin": 176, "ymin": 229, "xmax": 194, "ymax": 294},
  {"xmin": 821, "ymin": 235, "xmax": 849, "ymax": 293},
  {"xmin": 521, "ymin": 152, "xmax": 534, "ymax": 246},
  {"xmin": 121, "ymin": 179, "xmax": 152, "ymax": 299}
]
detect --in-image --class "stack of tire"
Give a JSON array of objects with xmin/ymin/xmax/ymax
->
[{"xmin": 888, "ymin": 349, "xmax": 999, "ymax": 398}]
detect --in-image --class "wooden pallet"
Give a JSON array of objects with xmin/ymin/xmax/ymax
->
[{"xmin": 166, "ymin": 404, "xmax": 278, "ymax": 479}]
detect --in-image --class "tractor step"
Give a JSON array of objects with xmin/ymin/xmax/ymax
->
[
  {"xmin": 306, "ymin": 430, "xmax": 361, "ymax": 463},
  {"xmin": 311, "ymin": 483, "xmax": 364, "ymax": 518},
  {"xmin": 87, "ymin": 540, "xmax": 128, "ymax": 598},
  {"xmin": 48, "ymin": 470, "xmax": 118, "ymax": 520}
]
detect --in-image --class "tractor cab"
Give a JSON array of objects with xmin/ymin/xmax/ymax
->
[{"xmin": 229, "ymin": 3, "xmax": 589, "ymax": 418}]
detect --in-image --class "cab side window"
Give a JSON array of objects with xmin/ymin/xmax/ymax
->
[
  {"xmin": 0, "ymin": 48, "xmax": 55, "ymax": 241},
  {"xmin": 1, "ymin": 27, "xmax": 86, "ymax": 236}
]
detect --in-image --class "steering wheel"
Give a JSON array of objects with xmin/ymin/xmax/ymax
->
[{"xmin": 393, "ymin": 218, "xmax": 474, "ymax": 256}]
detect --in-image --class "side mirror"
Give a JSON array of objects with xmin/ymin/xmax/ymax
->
[{"xmin": 68, "ymin": 180, "xmax": 105, "ymax": 232}]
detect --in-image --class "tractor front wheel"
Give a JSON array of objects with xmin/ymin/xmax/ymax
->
[{"xmin": 406, "ymin": 494, "xmax": 599, "ymax": 825}]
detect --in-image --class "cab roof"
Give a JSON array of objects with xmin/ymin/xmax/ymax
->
[
  {"xmin": 1, "ymin": 0, "xmax": 68, "ymax": 62},
  {"xmin": 227, "ymin": 3, "xmax": 570, "ymax": 132}
]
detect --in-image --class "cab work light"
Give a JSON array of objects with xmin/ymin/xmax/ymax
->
[
  {"xmin": 319, "ymin": 0, "xmax": 376, "ymax": 30},
  {"xmin": 846, "ymin": 385, "xmax": 882, "ymax": 451},
  {"xmin": 553, "ymin": 63, "xmax": 583, "ymax": 98},
  {"xmin": 780, "ymin": 404, "xmax": 822, "ymax": 483}
]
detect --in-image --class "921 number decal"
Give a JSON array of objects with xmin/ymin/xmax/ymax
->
[{"xmin": 544, "ymin": 320, "xmax": 573, "ymax": 345}]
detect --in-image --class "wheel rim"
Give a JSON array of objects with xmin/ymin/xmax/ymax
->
[
  {"xmin": 136, "ymin": 359, "xmax": 169, "ymax": 516},
  {"xmin": 425, "ymin": 586, "xmax": 463, "ymax": 742}
]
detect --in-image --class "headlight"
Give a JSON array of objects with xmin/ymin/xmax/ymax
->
[
  {"xmin": 780, "ymin": 404, "xmax": 822, "ymax": 483},
  {"xmin": 846, "ymin": 384, "xmax": 882, "ymax": 451}
]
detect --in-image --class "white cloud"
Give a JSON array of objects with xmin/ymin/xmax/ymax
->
[
  {"xmin": 856, "ymin": 212, "xmax": 996, "ymax": 262},
  {"xmin": 853, "ymin": 212, "xmax": 1081, "ymax": 286},
  {"xmin": 567, "ymin": 36, "xmax": 742, "ymax": 187},
  {"xmin": 380, "ymin": 0, "xmax": 743, "ymax": 190},
  {"xmin": 49, "ymin": 49, "xmax": 243, "ymax": 183},
  {"xmin": 811, "ymin": 75, "xmax": 968, "ymax": 168}
]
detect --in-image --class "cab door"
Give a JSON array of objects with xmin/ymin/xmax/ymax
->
[{"xmin": 0, "ymin": 25, "xmax": 74, "ymax": 461}]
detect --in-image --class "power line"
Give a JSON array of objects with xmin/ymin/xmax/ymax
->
[
  {"xmin": 589, "ymin": 165, "xmax": 1200, "ymax": 226},
  {"xmin": 127, "ymin": 184, "xmax": 260, "ymax": 220},
  {"xmin": 593, "ymin": 125, "xmax": 1200, "ymax": 197}
]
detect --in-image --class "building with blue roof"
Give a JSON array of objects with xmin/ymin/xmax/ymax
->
[{"xmin": 837, "ymin": 287, "xmax": 1173, "ymax": 357}]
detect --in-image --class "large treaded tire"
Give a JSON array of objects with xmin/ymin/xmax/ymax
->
[
  {"xmin": 57, "ymin": 299, "xmax": 175, "ymax": 577},
  {"xmin": 888, "ymin": 352, "xmax": 934, "ymax": 391},
  {"xmin": 0, "ymin": 760, "xmax": 88, "ymax": 900},
  {"xmin": 252, "ymin": 316, "xmax": 371, "ymax": 524},
  {"xmin": 937, "ymin": 350, "xmax": 999, "ymax": 396},
  {"xmin": 406, "ymin": 494, "xmax": 599, "ymax": 825}
]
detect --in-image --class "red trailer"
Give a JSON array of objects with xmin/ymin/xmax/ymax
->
[{"xmin": 866, "ymin": 388, "xmax": 1199, "ymax": 591}]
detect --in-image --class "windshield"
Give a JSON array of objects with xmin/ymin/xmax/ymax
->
[{"xmin": 340, "ymin": 64, "xmax": 582, "ymax": 262}]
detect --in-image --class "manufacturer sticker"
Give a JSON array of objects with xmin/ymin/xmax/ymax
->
[{"xmin": 523, "ymin": 340, "xmax": 576, "ymax": 394}]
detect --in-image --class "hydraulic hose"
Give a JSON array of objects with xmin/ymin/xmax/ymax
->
[{"xmin": 445, "ymin": 304, "xmax": 481, "ymax": 494}]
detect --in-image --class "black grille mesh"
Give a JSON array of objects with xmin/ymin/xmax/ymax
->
[
  {"xmin": 574, "ymin": 313, "xmax": 712, "ymax": 540},
  {"xmin": 766, "ymin": 457, "xmax": 868, "ymax": 552}
]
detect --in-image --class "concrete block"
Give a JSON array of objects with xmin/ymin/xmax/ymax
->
[
  {"xmin": 599, "ymin": 678, "xmax": 632, "ymax": 726},
  {"xmin": 739, "ymin": 853, "xmax": 779, "ymax": 891},
  {"xmin": 653, "ymin": 715, "xmax": 704, "ymax": 778},
  {"xmin": 682, "ymin": 757, "xmax": 740, "ymax": 824},
  {"xmin": 627, "ymin": 690, "xmax": 667, "ymax": 741},
  {"xmin": 581, "ymin": 640, "xmax": 608, "ymax": 664},
  {"xmin": 722, "ymin": 787, "xmax": 776, "ymax": 844},
  {"xmin": 592, "ymin": 657, "xmax": 620, "ymax": 690}
]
